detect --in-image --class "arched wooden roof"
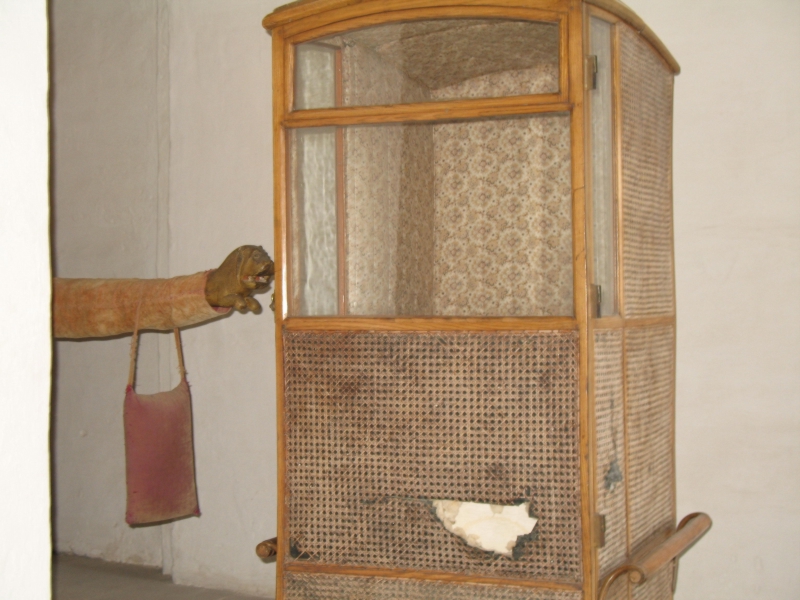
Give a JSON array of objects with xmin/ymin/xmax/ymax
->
[{"xmin": 262, "ymin": 0, "xmax": 679, "ymax": 74}]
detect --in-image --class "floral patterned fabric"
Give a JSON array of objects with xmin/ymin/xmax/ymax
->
[
  {"xmin": 432, "ymin": 114, "xmax": 573, "ymax": 316},
  {"xmin": 294, "ymin": 25, "xmax": 574, "ymax": 317}
]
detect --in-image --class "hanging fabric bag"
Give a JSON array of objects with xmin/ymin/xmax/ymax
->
[{"xmin": 124, "ymin": 319, "xmax": 200, "ymax": 525}]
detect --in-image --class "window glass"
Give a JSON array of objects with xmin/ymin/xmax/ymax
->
[
  {"xmin": 294, "ymin": 43, "xmax": 336, "ymax": 110},
  {"xmin": 289, "ymin": 114, "xmax": 573, "ymax": 317},
  {"xmin": 294, "ymin": 19, "xmax": 560, "ymax": 110},
  {"xmin": 589, "ymin": 17, "xmax": 617, "ymax": 317},
  {"xmin": 289, "ymin": 127, "xmax": 339, "ymax": 315}
]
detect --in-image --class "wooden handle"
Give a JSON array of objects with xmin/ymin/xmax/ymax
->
[
  {"xmin": 598, "ymin": 513, "xmax": 712, "ymax": 599},
  {"xmin": 256, "ymin": 537, "xmax": 278, "ymax": 561}
]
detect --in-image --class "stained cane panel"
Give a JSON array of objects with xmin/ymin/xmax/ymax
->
[
  {"xmin": 284, "ymin": 572, "xmax": 584, "ymax": 600},
  {"xmin": 593, "ymin": 330, "xmax": 627, "ymax": 576},
  {"xmin": 632, "ymin": 563, "xmax": 673, "ymax": 600},
  {"xmin": 619, "ymin": 26, "xmax": 675, "ymax": 318},
  {"xmin": 283, "ymin": 330, "xmax": 582, "ymax": 582},
  {"xmin": 625, "ymin": 326, "xmax": 675, "ymax": 549}
]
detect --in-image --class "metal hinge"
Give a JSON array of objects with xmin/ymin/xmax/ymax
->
[
  {"xmin": 595, "ymin": 513, "xmax": 607, "ymax": 548},
  {"xmin": 586, "ymin": 55, "xmax": 598, "ymax": 90},
  {"xmin": 593, "ymin": 284, "xmax": 603, "ymax": 317}
]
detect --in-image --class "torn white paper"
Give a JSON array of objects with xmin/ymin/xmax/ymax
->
[{"xmin": 432, "ymin": 500, "xmax": 537, "ymax": 557}]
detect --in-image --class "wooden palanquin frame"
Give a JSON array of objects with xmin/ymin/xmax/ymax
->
[{"xmin": 262, "ymin": 2, "xmax": 707, "ymax": 599}]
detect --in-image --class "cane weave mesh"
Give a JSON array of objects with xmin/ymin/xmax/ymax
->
[
  {"xmin": 282, "ymin": 330, "xmax": 582, "ymax": 582},
  {"xmin": 625, "ymin": 326, "xmax": 675, "ymax": 549},
  {"xmin": 604, "ymin": 577, "xmax": 630, "ymax": 600},
  {"xmin": 619, "ymin": 25, "xmax": 675, "ymax": 318},
  {"xmin": 593, "ymin": 330, "xmax": 628, "ymax": 576},
  {"xmin": 284, "ymin": 572, "xmax": 584, "ymax": 600},
  {"xmin": 632, "ymin": 563, "xmax": 673, "ymax": 600}
]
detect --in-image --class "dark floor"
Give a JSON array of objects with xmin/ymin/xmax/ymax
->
[{"xmin": 53, "ymin": 554, "xmax": 271, "ymax": 600}]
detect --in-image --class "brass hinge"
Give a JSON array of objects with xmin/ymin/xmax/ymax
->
[
  {"xmin": 594, "ymin": 513, "xmax": 607, "ymax": 548},
  {"xmin": 592, "ymin": 284, "xmax": 603, "ymax": 317},
  {"xmin": 586, "ymin": 55, "xmax": 598, "ymax": 90}
]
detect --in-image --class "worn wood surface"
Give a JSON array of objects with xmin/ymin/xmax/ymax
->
[
  {"xmin": 265, "ymin": 0, "xmax": 569, "ymax": 32},
  {"xmin": 585, "ymin": 0, "xmax": 679, "ymax": 73},
  {"xmin": 563, "ymin": 3, "xmax": 596, "ymax": 599},
  {"xmin": 271, "ymin": 27, "xmax": 289, "ymax": 600},
  {"xmin": 286, "ymin": 5, "xmax": 565, "ymax": 44},
  {"xmin": 285, "ymin": 98, "xmax": 570, "ymax": 128},
  {"xmin": 285, "ymin": 562, "xmax": 584, "ymax": 592},
  {"xmin": 597, "ymin": 514, "xmax": 711, "ymax": 599},
  {"xmin": 268, "ymin": 2, "xmax": 682, "ymax": 598},
  {"xmin": 283, "ymin": 316, "xmax": 580, "ymax": 332}
]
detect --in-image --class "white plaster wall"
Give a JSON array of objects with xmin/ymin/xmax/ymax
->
[
  {"xmin": 50, "ymin": 0, "xmax": 165, "ymax": 567},
  {"xmin": 166, "ymin": 2, "xmax": 277, "ymax": 593},
  {"xmin": 49, "ymin": 0, "xmax": 278, "ymax": 593},
  {"xmin": 628, "ymin": 1, "xmax": 800, "ymax": 598},
  {"xmin": 0, "ymin": 1, "xmax": 52, "ymax": 597}
]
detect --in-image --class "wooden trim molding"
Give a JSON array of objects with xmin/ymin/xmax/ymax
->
[
  {"xmin": 585, "ymin": 0, "xmax": 679, "ymax": 73},
  {"xmin": 597, "ymin": 514, "xmax": 712, "ymax": 600},
  {"xmin": 283, "ymin": 316, "xmax": 580, "ymax": 332},
  {"xmin": 563, "ymin": 3, "xmax": 595, "ymax": 598},
  {"xmin": 592, "ymin": 315, "xmax": 675, "ymax": 330},
  {"xmin": 286, "ymin": 5, "xmax": 566, "ymax": 43},
  {"xmin": 264, "ymin": 0, "xmax": 569, "ymax": 31},
  {"xmin": 285, "ymin": 562, "xmax": 584, "ymax": 592},
  {"xmin": 271, "ymin": 29, "xmax": 289, "ymax": 600},
  {"xmin": 285, "ymin": 98, "xmax": 570, "ymax": 128},
  {"xmin": 262, "ymin": 0, "xmax": 678, "ymax": 78}
]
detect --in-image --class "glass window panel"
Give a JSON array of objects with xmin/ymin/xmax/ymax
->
[
  {"xmin": 293, "ymin": 19, "xmax": 559, "ymax": 110},
  {"xmin": 289, "ymin": 127, "xmax": 339, "ymax": 315},
  {"xmin": 294, "ymin": 43, "xmax": 336, "ymax": 110},
  {"xmin": 289, "ymin": 114, "xmax": 573, "ymax": 317},
  {"xmin": 590, "ymin": 17, "xmax": 617, "ymax": 317}
]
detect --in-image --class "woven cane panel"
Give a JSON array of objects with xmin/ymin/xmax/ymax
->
[
  {"xmin": 625, "ymin": 326, "xmax": 675, "ymax": 549},
  {"xmin": 283, "ymin": 331, "xmax": 582, "ymax": 582},
  {"xmin": 604, "ymin": 577, "xmax": 630, "ymax": 600},
  {"xmin": 284, "ymin": 572, "xmax": 583, "ymax": 600},
  {"xmin": 593, "ymin": 330, "xmax": 627, "ymax": 575},
  {"xmin": 632, "ymin": 563, "xmax": 673, "ymax": 600},
  {"xmin": 619, "ymin": 26, "xmax": 675, "ymax": 318}
]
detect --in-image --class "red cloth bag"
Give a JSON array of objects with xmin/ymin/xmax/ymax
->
[{"xmin": 124, "ymin": 327, "xmax": 200, "ymax": 525}]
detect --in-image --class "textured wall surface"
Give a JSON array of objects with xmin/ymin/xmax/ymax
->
[
  {"xmin": 596, "ymin": 7, "xmax": 800, "ymax": 599},
  {"xmin": 629, "ymin": 2, "xmax": 800, "ymax": 599},
  {"xmin": 50, "ymin": 0, "xmax": 165, "ymax": 567},
  {"xmin": 0, "ymin": 1, "xmax": 51, "ymax": 598},
  {"xmin": 166, "ymin": 1, "xmax": 276, "ymax": 594},
  {"xmin": 50, "ymin": 0, "xmax": 278, "ymax": 595}
]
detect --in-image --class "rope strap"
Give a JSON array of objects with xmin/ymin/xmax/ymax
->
[{"xmin": 128, "ymin": 284, "xmax": 187, "ymax": 387}]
